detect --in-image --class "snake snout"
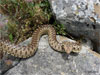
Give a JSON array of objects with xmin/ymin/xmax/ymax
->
[
  {"xmin": 65, "ymin": 48, "xmax": 72, "ymax": 55},
  {"xmin": 62, "ymin": 44, "xmax": 72, "ymax": 54}
]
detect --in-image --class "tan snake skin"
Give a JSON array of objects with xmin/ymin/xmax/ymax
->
[{"xmin": 0, "ymin": 25, "xmax": 81, "ymax": 58}]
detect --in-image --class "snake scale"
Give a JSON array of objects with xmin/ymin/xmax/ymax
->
[{"xmin": 0, "ymin": 25, "xmax": 81, "ymax": 58}]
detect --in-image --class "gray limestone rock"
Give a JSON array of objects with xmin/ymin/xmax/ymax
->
[
  {"xmin": 48, "ymin": 0, "xmax": 100, "ymax": 53},
  {"xmin": 3, "ymin": 35, "xmax": 100, "ymax": 75}
]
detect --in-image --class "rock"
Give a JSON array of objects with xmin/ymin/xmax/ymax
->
[
  {"xmin": 0, "ymin": 14, "xmax": 8, "ymax": 38},
  {"xmin": 0, "ymin": 55, "xmax": 20, "ymax": 75},
  {"xmin": 48, "ymin": 0, "xmax": 100, "ymax": 53},
  {"xmin": 3, "ymin": 35, "xmax": 100, "ymax": 75}
]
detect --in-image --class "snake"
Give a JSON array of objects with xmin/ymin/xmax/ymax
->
[{"xmin": 0, "ymin": 24, "xmax": 81, "ymax": 58}]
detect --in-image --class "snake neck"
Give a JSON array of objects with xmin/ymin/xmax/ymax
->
[{"xmin": 0, "ymin": 25, "xmax": 63, "ymax": 58}]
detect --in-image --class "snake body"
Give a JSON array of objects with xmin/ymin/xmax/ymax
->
[{"xmin": 0, "ymin": 25, "xmax": 81, "ymax": 58}]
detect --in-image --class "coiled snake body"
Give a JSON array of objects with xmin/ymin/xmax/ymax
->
[{"xmin": 0, "ymin": 25, "xmax": 81, "ymax": 58}]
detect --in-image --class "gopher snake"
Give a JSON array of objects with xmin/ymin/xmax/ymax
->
[{"xmin": 0, "ymin": 25, "xmax": 81, "ymax": 58}]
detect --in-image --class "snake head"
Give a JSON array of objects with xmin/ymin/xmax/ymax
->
[{"xmin": 62, "ymin": 41, "xmax": 81, "ymax": 54}]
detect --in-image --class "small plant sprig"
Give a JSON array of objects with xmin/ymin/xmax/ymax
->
[
  {"xmin": 0, "ymin": 0, "xmax": 67, "ymax": 43},
  {"xmin": 53, "ymin": 20, "xmax": 66, "ymax": 36}
]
